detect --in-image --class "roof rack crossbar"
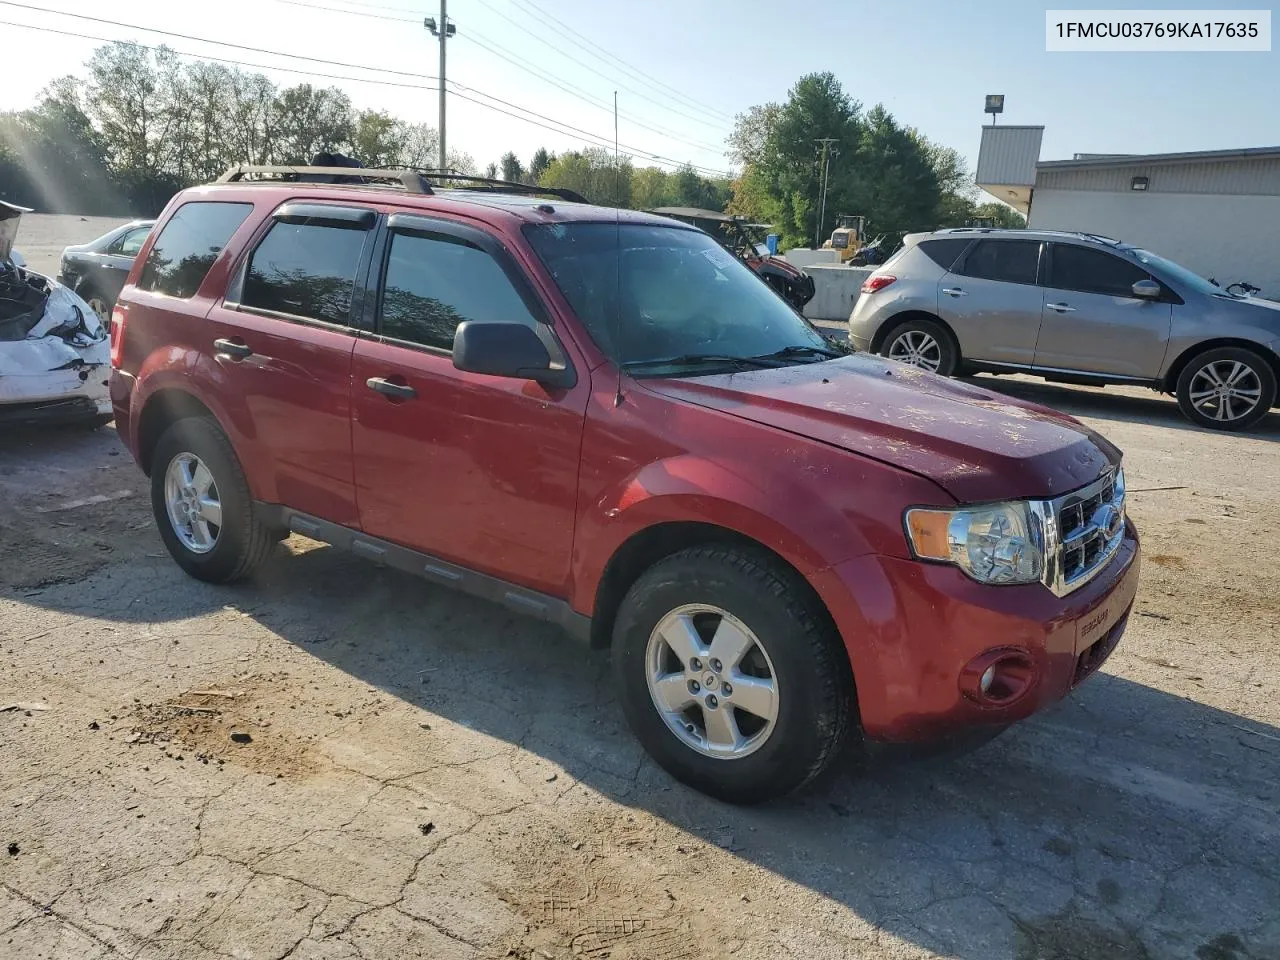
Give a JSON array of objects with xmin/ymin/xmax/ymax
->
[
  {"xmin": 217, "ymin": 164, "xmax": 434, "ymax": 194},
  {"xmin": 215, "ymin": 164, "xmax": 587, "ymax": 204}
]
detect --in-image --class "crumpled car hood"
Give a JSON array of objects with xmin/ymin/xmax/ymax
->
[{"xmin": 641, "ymin": 353, "xmax": 1119, "ymax": 503}]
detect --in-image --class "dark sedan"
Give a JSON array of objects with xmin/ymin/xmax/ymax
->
[{"xmin": 59, "ymin": 219, "xmax": 155, "ymax": 320}]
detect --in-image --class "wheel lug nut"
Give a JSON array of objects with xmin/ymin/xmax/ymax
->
[
  {"xmin": 688, "ymin": 680, "xmax": 700, "ymax": 693},
  {"xmin": 705, "ymin": 694, "xmax": 718, "ymax": 709},
  {"xmin": 710, "ymin": 658, "xmax": 722, "ymax": 672},
  {"xmin": 721, "ymin": 683, "xmax": 732, "ymax": 696},
  {"xmin": 690, "ymin": 657, "xmax": 702, "ymax": 670}
]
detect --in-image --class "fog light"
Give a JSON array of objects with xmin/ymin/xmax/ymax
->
[
  {"xmin": 960, "ymin": 648, "xmax": 1036, "ymax": 706},
  {"xmin": 979, "ymin": 664, "xmax": 996, "ymax": 695}
]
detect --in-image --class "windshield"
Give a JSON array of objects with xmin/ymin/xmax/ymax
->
[
  {"xmin": 524, "ymin": 222, "xmax": 831, "ymax": 375},
  {"xmin": 1132, "ymin": 248, "xmax": 1225, "ymax": 298}
]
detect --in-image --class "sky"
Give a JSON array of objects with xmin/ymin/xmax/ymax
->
[{"xmin": 2, "ymin": 0, "xmax": 1278, "ymax": 182}]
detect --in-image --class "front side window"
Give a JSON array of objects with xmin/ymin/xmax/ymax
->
[
  {"xmin": 1050, "ymin": 244, "xmax": 1151, "ymax": 298},
  {"xmin": 113, "ymin": 227, "xmax": 150, "ymax": 258},
  {"xmin": 379, "ymin": 231, "xmax": 539, "ymax": 351},
  {"xmin": 523, "ymin": 222, "xmax": 832, "ymax": 375},
  {"xmin": 241, "ymin": 221, "xmax": 368, "ymax": 325},
  {"xmin": 959, "ymin": 239, "xmax": 1041, "ymax": 286},
  {"xmin": 138, "ymin": 202, "xmax": 252, "ymax": 299}
]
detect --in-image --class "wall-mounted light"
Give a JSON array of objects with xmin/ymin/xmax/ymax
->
[{"xmin": 1131, "ymin": 176, "xmax": 1150, "ymax": 191}]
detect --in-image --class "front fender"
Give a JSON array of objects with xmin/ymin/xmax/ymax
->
[{"xmin": 570, "ymin": 453, "xmax": 877, "ymax": 615}]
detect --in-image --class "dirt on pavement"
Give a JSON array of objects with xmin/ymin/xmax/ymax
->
[{"xmin": 1, "ymin": 231, "xmax": 1279, "ymax": 958}]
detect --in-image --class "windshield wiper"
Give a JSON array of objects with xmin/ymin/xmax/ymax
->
[
  {"xmin": 751, "ymin": 343, "xmax": 845, "ymax": 361},
  {"xmin": 621, "ymin": 353, "xmax": 783, "ymax": 372}
]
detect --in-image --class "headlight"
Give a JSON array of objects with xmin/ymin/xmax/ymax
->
[{"xmin": 905, "ymin": 501, "xmax": 1044, "ymax": 585}]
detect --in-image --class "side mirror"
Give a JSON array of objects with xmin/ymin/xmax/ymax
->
[
  {"xmin": 1131, "ymin": 279, "xmax": 1162, "ymax": 300},
  {"xmin": 452, "ymin": 321, "xmax": 572, "ymax": 387}
]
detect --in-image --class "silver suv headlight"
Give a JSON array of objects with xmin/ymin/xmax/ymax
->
[{"xmin": 905, "ymin": 501, "xmax": 1044, "ymax": 585}]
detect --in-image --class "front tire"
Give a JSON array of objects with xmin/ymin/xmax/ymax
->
[
  {"xmin": 1175, "ymin": 346, "xmax": 1276, "ymax": 431},
  {"xmin": 612, "ymin": 546, "xmax": 853, "ymax": 804},
  {"xmin": 879, "ymin": 317, "xmax": 959, "ymax": 376},
  {"xmin": 150, "ymin": 416, "xmax": 274, "ymax": 583}
]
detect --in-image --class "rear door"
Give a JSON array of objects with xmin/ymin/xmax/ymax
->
[
  {"xmin": 937, "ymin": 238, "xmax": 1045, "ymax": 365},
  {"xmin": 99, "ymin": 225, "xmax": 151, "ymax": 301},
  {"xmin": 204, "ymin": 202, "xmax": 377, "ymax": 526},
  {"xmin": 350, "ymin": 213, "xmax": 587, "ymax": 595},
  {"xmin": 1035, "ymin": 243, "xmax": 1173, "ymax": 379}
]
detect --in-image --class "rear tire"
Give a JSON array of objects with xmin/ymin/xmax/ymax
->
[
  {"xmin": 150, "ymin": 416, "xmax": 274, "ymax": 583},
  {"xmin": 1175, "ymin": 346, "xmax": 1276, "ymax": 431},
  {"xmin": 611, "ymin": 546, "xmax": 853, "ymax": 804},
  {"xmin": 879, "ymin": 317, "xmax": 959, "ymax": 376}
]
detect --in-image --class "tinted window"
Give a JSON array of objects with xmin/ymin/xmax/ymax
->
[
  {"xmin": 959, "ymin": 240, "xmax": 1040, "ymax": 285},
  {"xmin": 113, "ymin": 227, "xmax": 150, "ymax": 257},
  {"xmin": 1051, "ymin": 245, "xmax": 1151, "ymax": 297},
  {"xmin": 919, "ymin": 238, "xmax": 972, "ymax": 270},
  {"xmin": 242, "ymin": 221, "xmax": 368, "ymax": 325},
  {"xmin": 380, "ymin": 231, "xmax": 538, "ymax": 350},
  {"xmin": 138, "ymin": 202, "xmax": 252, "ymax": 298}
]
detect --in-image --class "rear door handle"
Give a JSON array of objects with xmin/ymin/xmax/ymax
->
[
  {"xmin": 1046, "ymin": 302, "xmax": 1076, "ymax": 313},
  {"xmin": 366, "ymin": 377, "xmax": 417, "ymax": 400},
  {"xmin": 213, "ymin": 338, "xmax": 253, "ymax": 359},
  {"xmin": 942, "ymin": 287, "xmax": 966, "ymax": 297}
]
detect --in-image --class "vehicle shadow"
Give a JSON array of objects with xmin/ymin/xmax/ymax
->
[
  {"xmin": 961, "ymin": 375, "xmax": 1280, "ymax": 442},
  {"xmin": 13, "ymin": 539, "xmax": 1278, "ymax": 959}
]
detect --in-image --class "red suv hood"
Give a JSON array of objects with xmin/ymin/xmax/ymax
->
[{"xmin": 642, "ymin": 354, "xmax": 1118, "ymax": 503}]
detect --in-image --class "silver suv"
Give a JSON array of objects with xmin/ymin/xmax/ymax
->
[{"xmin": 848, "ymin": 228, "xmax": 1280, "ymax": 430}]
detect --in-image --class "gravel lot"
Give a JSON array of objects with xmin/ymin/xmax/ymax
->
[{"xmin": 2, "ymin": 215, "xmax": 1278, "ymax": 960}]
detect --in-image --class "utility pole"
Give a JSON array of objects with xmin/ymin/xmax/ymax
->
[
  {"xmin": 424, "ymin": 3, "xmax": 456, "ymax": 172},
  {"xmin": 813, "ymin": 138, "xmax": 838, "ymax": 248}
]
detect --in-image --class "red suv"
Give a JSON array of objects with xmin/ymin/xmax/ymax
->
[{"xmin": 110, "ymin": 166, "xmax": 1140, "ymax": 804}]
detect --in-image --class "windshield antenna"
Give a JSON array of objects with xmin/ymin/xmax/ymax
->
[{"xmin": 613, "ymin": 89, "xmax": 624, "ymax": 407}]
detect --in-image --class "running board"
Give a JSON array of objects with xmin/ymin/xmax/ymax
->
[{"xmin": 256, "ymin": 504, "xmax": 591, "ymax": 644}]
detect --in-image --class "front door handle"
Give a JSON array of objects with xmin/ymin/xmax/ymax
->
[
  {"xmin": 366, "ymin": 377, "xmax": 417, "ymax": 400},
  {"xmin": 213, "ymin": 338, "xmax": 253, "ymax": 359},
  {"xmin": 942, "ymin": 287, "xmax": 966, "ymax": 297},
  {"xmin": 1046, "ymin": 302, "xmax": 1076, "ymax": 313}
]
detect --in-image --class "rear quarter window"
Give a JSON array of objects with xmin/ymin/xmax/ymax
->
[
  {"xmin": 918, "ymin": 238, "xmax": 973, "ymax": 270},
  {"xmin": 137, "ymin": 202, "xmax": 253, "ymax": 299}
]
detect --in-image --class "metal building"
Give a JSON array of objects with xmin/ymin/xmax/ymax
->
[{"xmin": 976, "ymin": 126, "xmax": 1280, "ymax": 297}]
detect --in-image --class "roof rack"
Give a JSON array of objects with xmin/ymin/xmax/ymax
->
[{"xmin": 215, "ymin": 164, "xmax": 588, "ymax": 204}]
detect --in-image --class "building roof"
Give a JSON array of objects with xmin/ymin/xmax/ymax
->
[{"xmin": 1038, "ymin": 146, "xmax": 1280, "ymax": 170}]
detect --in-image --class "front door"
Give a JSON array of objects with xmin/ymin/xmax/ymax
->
[
  {"xmin": 1035, "ymin": 243, "xmax": 1173, "ymax": 379},
  {"xmin": 937, "ymin": 238, "xmax": 1045, "ymax": 366},
  {"xmin": 204, "ymin": 202, "xmax": 377, "ymax": 526},
  {"xmin": 351, "ymin": 215, "xmax": 587, "ymax": 595}
]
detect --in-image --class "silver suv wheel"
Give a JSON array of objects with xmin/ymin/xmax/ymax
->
[
  {"xmin": 644, "ymin": 604, "xmax": 779, "ymax": 759},
  {"xmin": 887, "ymin": 330, "xmax": 943, "ymax": 372},
  {"xmin": 163, "ymin": 452, "xmax": 222, "ymax": 554},
  {"xmin": 1186, "ymin": 359, "xmax": 1264, "ymax": 423}
]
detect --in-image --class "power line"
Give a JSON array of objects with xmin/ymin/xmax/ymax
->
[
  {"xmin": 0, "ymin": 19, "xmax": 441, "ymax": 90},
  {"xmin": 272, "ymin": 0, "xmax": 418, "ymax": 21},
  {"xmin": 467, "ymin": 0, "xmax": 731, "ymax": 133},
  {"xmin": 502, "ymin": 0, "xmax": 734, "ymax": 123},
  {"xmin": 463, "ymin": 30, "xmax": 726, "ymax": 155},
  {"xmin": 0, "ymin": 1, "xmax": 438, "ymax": 79}
]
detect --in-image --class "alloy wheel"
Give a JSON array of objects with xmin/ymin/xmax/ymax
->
[
  {"xmin": 644, "ymin": 604, "xmax": 779, "ymax": 759},
  {"xmin": 163, "ymin": 452, "xmax": 222, "ymax": 554},
  {"xmin": 888, "ymin": 330, "xmax": 942, "ymax": 372},
  {"xmin": 1187, "ymin": 359, "xmax": 1264, "ymax": 423},
  {"xmin": 86, "ymin": 296, "xmax": 110, "ymax": 323}
]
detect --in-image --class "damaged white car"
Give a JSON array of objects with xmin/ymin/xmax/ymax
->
[{"xmin": 1, "ymin": 201, "xmax": 112, "ymax": 427}]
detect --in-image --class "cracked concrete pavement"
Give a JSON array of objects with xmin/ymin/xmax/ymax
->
[{"xmin": 2, "ymin": 370, "xmax": 1279, "ymax": 958}]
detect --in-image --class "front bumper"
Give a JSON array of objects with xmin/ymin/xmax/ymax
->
[{"xmin": 808, "ymin": 522, "xmax": 1140, "ymax": 742}]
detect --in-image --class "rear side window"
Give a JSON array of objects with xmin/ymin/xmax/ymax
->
[
  {"xmin": 137, "ymin": 202, "xmax": 252, "ymax": 298},
  {"xmin": 959, "ymin": 240, "xmax": 1041, "ymax": 285},
  {"xmin": 112, "ymin": 226, "xmax": 150, "ymax": 258},
  {"xmin": 919, "ymin": 238, "xmax": 972, "ymax": 270},
  {"xmin": 1050, "ymin": 244, "xmax": 1151, "ymax": 297},
  {"xmin": 242, "ymin": 221, "xmax": 368, "ymax": 325},
  {"xmin": 379, "ymin": 231, "xmax": 538, "ymax": 351}
]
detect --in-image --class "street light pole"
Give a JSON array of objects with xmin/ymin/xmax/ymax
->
[{"xmin": 424, "ymin": 3, "xmax": 456, "ymax": 172}]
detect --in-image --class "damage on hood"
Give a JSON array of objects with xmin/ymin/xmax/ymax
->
[
  {"xmin": 642, "ymin": 352, "xmax": 1119, "ymax": 503},
  {"xmin": 0, "ymin": 201, "xmax": 32, "ymax": 265}
]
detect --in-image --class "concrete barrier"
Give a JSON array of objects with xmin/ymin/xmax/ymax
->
[
  {"xmin": 784, "ymin": 247, "xmax": 841, "ymax": 269},
  {"xmin": 800, "ymin": 264, "xmax": 872, "ymax": 322}
]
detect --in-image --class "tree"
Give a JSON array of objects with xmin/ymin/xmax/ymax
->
[
  {"xmin": 499, "ymin": 150, "xmax": 523, "ymax": 183},
  {"xmin": 973, "ymin": 201, "xmax": 1026, "ymax": 228},
  {"xmin": 273, "ymin": 84, "xmax": 354, "ymax": 165},
  {"xmin": 538, "ymin": 148, "xmax": 632, "ymax": 207},
  {"xmin": 528, "ymin": 146, "xmax": 552, "ymax": 182},
  {"xmin": 630, "ymin": 166, "xmax": 673, "ymax": 209},
  {"xmin": 350, "ymin": 109, "xmax": 405, "ymax": 167},
  {"xmin": 484, "ymin": 161, "xmax": 498, "ymax": 179}
]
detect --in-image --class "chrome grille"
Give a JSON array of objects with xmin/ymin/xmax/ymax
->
[{"xmin": 1031, "ymin": 468, "xmax": 1126, "ymax": 597}]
